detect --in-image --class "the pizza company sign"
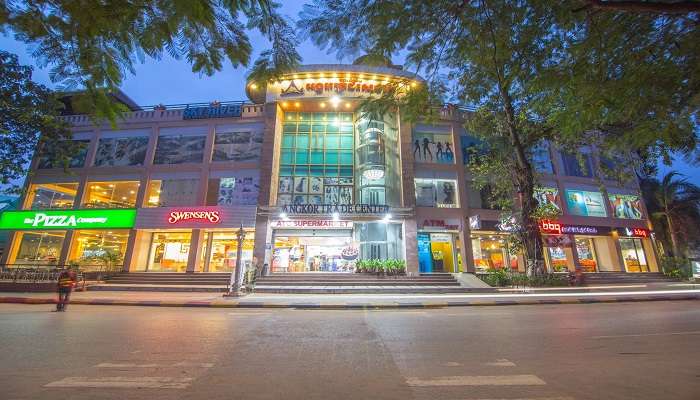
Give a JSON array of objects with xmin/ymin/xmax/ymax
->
[
  {"xmin": 168, "ymin": 210, "xmax": 221, "ymax": 224},
  {"xmin": 0, "ymin": 210, "xmax": 136, "ymax": 230}
]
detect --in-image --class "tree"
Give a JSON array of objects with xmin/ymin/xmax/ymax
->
[
  {"xmin": 641, "ymin": 171, "xmax": 700, "ymax": 257},
  {"xmin": 298, "ymin": 0, "xmax": 699, "ymax": 275},
  {"xmin": 0, "ymin": 51, "xmax": 73, "ymax": 193},
  {"xmin": 574, "ymin": 1, "xmax": 700, "ymax": 14},
  {"xmin": 0, "ymin": 0, "xmax": 301, "ymax": 121}
]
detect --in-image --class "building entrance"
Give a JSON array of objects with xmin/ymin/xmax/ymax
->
[
  {"xmin": 271, "ymin": 232, "xmax": 357, "ymax": 273},
  {"xmin": 418, "ymin": 232, "xmax": 460, "ymax": 273}
]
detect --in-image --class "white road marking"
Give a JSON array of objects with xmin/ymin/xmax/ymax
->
[
  {"xmin": 96, "ymin": 362, "xmax": 214, "ymax": 368},
  {"xmin": 45, "ymin": 376, "xmax": 194, "ymax": 389},
  {"xmin": 485, "ymin": 359, "xmax": 516, "ymax": 367},
  {"xmin": 443, "ymin": 362, "xmax": 463, "ymax": 367},
  {"xmin": 592, "ymin": 330, "xmax": 700, "ymax": 339},
  {"xmin": 406, "ymin": 375, "xmax": 546, "ymax": 386},
  {"xmin": 458, "ymin": 397, "xmax": 573, "ymax": 400}
]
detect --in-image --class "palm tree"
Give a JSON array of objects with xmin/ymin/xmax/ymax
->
[{"xmin": 641, "ymin": 171, "xmax": 700, "ymax": 257}]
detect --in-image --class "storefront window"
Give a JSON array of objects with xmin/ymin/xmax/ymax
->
[
  {"xmin": 413, "ymin": 129, "xmax": 455, "ymax": 164},
  {"xmin": 471, "ymin": 235, "xmax": 515, "ymax": 272},
  {"xmin": 202, "ymin": 231, "xmax": 255, "ymax": 272},
  {"xmin": 146, "ymin": 232, "xmax": 191, "ymax": 272},
  {"xmin": 27, "ymin": 183, "xmax": 78, "ymax": 209},
  {"xmin": 277, "ymin": 112, "xmax": 354, "ymax": 206},
  {"xmin": 83, "ymin": 181, "xmax": 140, "ymax": 208},
  {"xmin": 415, "ymin": 178, "xmax": 458, "ymax": 208},
  {"xmin": 561, "ymin": 152, "xmax": 593, "ymax": 177},
  {"xmin": 547, "ymin": 246, "xmax": 569, "ymax": 272},
  {"xmin": 272, "ymin": 235, "xmax": 356, "ymax": 273},
  {"xmin": 153, "ymin": 134, "xmax": 206, "ymax": 164},
  {"xmin": 146, "ymin": 179, "xmax": 198, "ymax": 207},
  {"xmin": 620, "ymin": 238, "xmax": 649, "ymax": 272},
  {"xmin": 68, "ymin": 230, "xmax": 129, "ymax": 270},
  {"xmin": 356, "ymin": 222, "xmax": 403, "ymax": 261},
  {"xmin": 418, "ymin": 232, "xmax": 459, "ymax": 273},
  {"xmin": 212, "ymin": 130, "xmax": 263, "ymax": 162},
  {"xmin": 94, "ymin": 136, "xmax": 149, "ymax": 166},
  {"xmin": 11, "ymin": 231, "xmax": 66, "ymax": 265},
  {"xmin": 575, "ymin": 238, "xmax": 597, "ymax": 272}
]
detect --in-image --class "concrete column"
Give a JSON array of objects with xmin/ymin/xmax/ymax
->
[
  {"xmin": 121, "ymin": 229, "xmax": 138, "ymax": 272},
  {"xmin": 458, "ymin": 228, "xmax": 475, "ymax": 273},
  {"xmin": 58, "ymin": 230, "xmax": 75, "ymax": 266},
  {"xmin": 252, "ymin": 215, "xmax": 271, "ymax": 274},
  {"xmin": 186, "ymin": 229, "xmax": 204, "ymax": 273},
  {"xmin": 404, "ymin": 218, "xmax": 419, "ymax": 276}
]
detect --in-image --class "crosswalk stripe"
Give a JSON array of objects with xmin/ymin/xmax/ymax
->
[
  {"xmin": 45, "ymin": 376, "xmax": 193, "ymax": 389},
  {"xmin": 406, "ymin": 375, "xmax": 546, "ymax": 386}
]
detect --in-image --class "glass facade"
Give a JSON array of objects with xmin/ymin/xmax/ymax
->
[
  {"xmin": 11, "ymin": 231, "xmax": 66, "ymax": 265},
  {"xmin": 415, "ymin": 179, "xmax": 458, "ymax": 208},
  {"xmin": 146, "ymin": 179, "xmax": 199, "ymax": 207},
  {"xmin": 278, "ymin": 112, "xmax": 355, "ymax": 206},
  {"xmin": 200, "ymin": 231, "xmax": 255, "ymax": 272},
  {"xmin": 620, "ymin": 238, "xmax": 649, "ymax": 272},
  {"xmin": 83, "ymin": 181, "xmax": 140, "ymax": 208},
  {"xmin": 27, "ymin": 183, "xmax": 78, "ymax": 209},
  {"xmin": 146, "ymin": 232, "xmax": 192, "ymax": 272},
  {"xmin": 69, "ymin": 230, "xmax": 129, "ymax": 269},
  {"xmin": 94, "ymin": 136, "xmax": 149, "ymax": 166},
  {"xmin": 561, "ymin": 152, "xmax": 594, "ymax": 177},
  {"xmin": 154, "ymin": 134, "xmax": 206, "ymax": 164},
  {"xmin": 574, "ymin": 238, "xmax": 597, "ymax": 272},
  {"xmin": 212, "ymin": 131, "xmax": 263, "ymax": 162},
  {"xmin": 471, "ymin": 234, "xmax": 517, "ymax": 272}
]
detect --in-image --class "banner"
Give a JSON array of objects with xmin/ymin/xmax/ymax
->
[
  {"xmin": 0, "ymin": 209, "xmax": 136, "ymax": 230},
  {"xmin": 608, "ymin": 194, "xmax": 643, "ymax": 219}
]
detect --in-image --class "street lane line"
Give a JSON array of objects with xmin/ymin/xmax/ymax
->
[
  {"xmin": 485, "ymin": 359, "xmax": 516, "ymax": 367},
  {"xmin": 45, "ymin": 376, "xmax": 193, "ymax": 389},
  {"xmin": 592, "ymin": 330, "xmax": 700, "ymax": 339},
  {"xmin": 459, "ymin": 397, "xmax": 573, "ymax": 400},
  {"xmin": 96, "ymin": 362, "xmax": 214, "ymax": 368},
  {"xmin": 173, "ymin": 361, "xmax": 215, "ymax": 367},
  {"xmin": 406, "ymin": 375, "xmax": 546, "ymax": 386},
  {"xmin": 443, "ymin": 362, "xmax": 463, "ymax": 367}
]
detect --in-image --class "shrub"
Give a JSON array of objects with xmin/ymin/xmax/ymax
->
[
  {"xmin": 478, "ymin": 269, "xmax": 568, "ymax": 287},
  {"xmin": 660, "ymin": 257, "xmax": 692, "ymax": 279}
]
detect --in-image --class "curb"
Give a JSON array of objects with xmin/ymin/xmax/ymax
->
[{"xmin": 0, "ymin": 293, "xmax": 698, "ymax": 309}]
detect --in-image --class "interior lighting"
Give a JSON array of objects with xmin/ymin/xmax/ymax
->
[
  {"xmin": 250, "ymin": 83, "xmax": 258, "ymax": 89},
  {"xmin": 281, "ymin": 101, "xmax": 288, "ymax": 108},
  {"xmin": 332, "ymin": 212, "xmax": 340, "ymax": 221},
  {"xmin": 329, "ymin": 96, "xmax": 341, "ymax": 108},
  {"xmin": 372, "ymin": 75, "xmax": 378, "ymax": 80},
  {"xmin": 320, "ymin": 102, "xmax": 326, "ymax": 108},
  {"xmin": 411, "ymin": 82, "xmax": 417, "ymax": 88},
  {"xmin": 279, "ymin": 212, "xmax": 289, "ymax": 220},
  {"xmin": 344, "ymin": 103, "xmax": 351, "ymax": 109},
  {"xmin": 294, "ymin": 102, "xmax": 301, "ymax": 108}
]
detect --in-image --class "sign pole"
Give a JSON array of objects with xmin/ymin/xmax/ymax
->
[{"xmin": 228, "ymin": 223, "xmax": 245, "ymax": 296}]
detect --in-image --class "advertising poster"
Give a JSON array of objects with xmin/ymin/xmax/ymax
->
[
  {"xmin": 565, "ymin": 190, "xmax": 607, "ymax": 217},
  {"xmin": 218, "ymin": 172, "xmax": 260, "ymax": 206},
  {"xmin": 415, "ymin": 180, "xmax": 437, "ymax": 207},
  {"xmin": 534, "ymin": 187, "xmax": 560, "ymax": 210},
  {"xmin": 413, "ymin": 132, "xmax": 455, "ymax": 164},
  {"xmin": 436, "ymin": 180, "xmax": 457, "ymax": 207},
  {"xmin": 608, "ymin": 194, "xmax": 643, "ymax": 219}
]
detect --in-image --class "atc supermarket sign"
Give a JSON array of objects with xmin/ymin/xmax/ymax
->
[{"xmin": 0, "ymin": 209, "xmax": 136, "ymax": 230}]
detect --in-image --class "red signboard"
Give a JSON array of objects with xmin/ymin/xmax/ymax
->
[
  {"xmin": 617, "ymin": 227, "xmax": 650, "ymax": 238},
  {"xmin": 168, "ymin": 210, "xmax": 221, "ymax": 224},
  {"xmin": 539, "ymin": 220, "xmax": 562, "ymax": 235},
  {"xmin": 421, "ymin": 219, "xmax": 460, "ymax": 230}
]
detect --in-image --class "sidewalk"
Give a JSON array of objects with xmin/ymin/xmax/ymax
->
[{"xmin": 1, "ymin": 285, "xmax": 699, "ymax": 309}]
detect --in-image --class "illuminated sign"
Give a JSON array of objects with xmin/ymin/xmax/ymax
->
[
  {"xmin": 271, "ymin": 220, "xmax": 353, "ymax": 229},
  {"xmin": 617, "ymin": 227, "xmax": 650, "ymax": 238},
  {"xmin": 0, "ymin": 209, "xmax": 136, "ymax": 230},
  {"xmin": 168, "ymin": 210, "xmax": 221, "ymax": 224},
  {"xmin": 281, "ymin": 204, "xmax": 389, "ymax": 215},
  {"xmin": 539, "ymin": 220, "xmax": 609, "ymax": 236},
  {"xmin": 421, "ymin": 219, "xmax": 460, "ymax": 230},
  {"xmin": 183, "ymin": 104, "xmax": 242, "ymax": 120}
]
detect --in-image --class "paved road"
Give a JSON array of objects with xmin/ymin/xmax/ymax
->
[{"xmin": 0, "ymin": 301, "xmax": 698, "ymax": 400}]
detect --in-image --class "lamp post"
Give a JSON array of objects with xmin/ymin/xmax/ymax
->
[{"xmin": 228, "ymin": 223, "xmax": 245, "ymax": 295}]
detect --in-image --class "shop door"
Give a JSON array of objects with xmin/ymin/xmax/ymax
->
[
  {"xmin": 272, "ymin": 233, "xmax": 355, "ymax": 273},
  {"xmin": 417, "ymin": 233, "xmax": 433, "ymax": 273},
  {"xmin": 574, "ymin": 238, "xmax": 598, "ymax": 272},
  {"xmin": 429, "ymin": 233, "xmax": 455, "ymax": 273},
  {"xmin": 620, "ymin": 238, "xmax": 649, "ymax": 272}
]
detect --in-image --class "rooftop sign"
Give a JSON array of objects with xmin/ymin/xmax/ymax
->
[
  {"xmin": 183, "ymin": 104, "xmax": 242, "ymax": 120},
  {"xmin": 0, "ymin": 209, "xmax": 136, "ymax": 230}
]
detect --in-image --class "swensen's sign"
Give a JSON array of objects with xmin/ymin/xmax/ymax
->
[
  {"xmin": 168, "ymin": 210, "xmax": 221, "ymax": 224},
  {"xmin": 272, "ymin": 220, "xmax": 353, "ymax": 229},
  {"xmin": 0, "ymin": 209, "xmax": 136, "ymax": 230},
  {"xmin": 281, "ymin": 204, "xmax": 389, "ymax": 215}
]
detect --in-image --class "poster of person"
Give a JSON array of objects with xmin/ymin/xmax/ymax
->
[
  {"xmin": 279, "ymin": 177, "xmax": 292, "ymax": 193},
  {"xmin": 277, "ymin": 194, "xmax": 292, "ymax": 206},
  {"xmin": 293, "ymin": 194, "xmax": 307, "ymax": 205},
  {"xmin": 309, "ymin": 195, "xmax": 323, "ymax": 205},
  {"xmin": 217, "ymin": 174, "xmax": 260, "ymax": 206},
  {"xmin": 309, "ymin": 177, "xmax": 323, "ymax": 194},
  {"xmin": 608, "ymin": 194, "xmax": 643, "ymax": 219},
  {"xmin": 293, "ymin": 177, "xmax": 308, "ymax": 194},
  {"xmin": 324, "ymin": 186, "xmax": 339, "ymax": 204},
  {"xmin": 436, "ymin": 180, "xmax": 457, "ymax": 207},
  {"xmin": 534, "ymin": 187, "xmax": 560, "ymax": 210},
  {"xmin": 413, "ymin": 133, "xmax": 455, "ymax": 164},
  {"xmin": 565, "ymin": 190, "xmax": 607, "ymax": 217},
  {"xmin": 338, "ymin": 186, "xmax": 353, "ymax": 204}
]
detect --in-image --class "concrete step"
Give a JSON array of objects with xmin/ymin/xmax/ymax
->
[
  {"xmin": 87, "ymin": 284, "xmax": 227, "ymax": 292},
  {"xmin": 252, "ymin": 285, "xmax": 487, "ymax": 294},
  {"xmin": 253, "ymin": 280, "xmax": 461, "ymax": 287}
]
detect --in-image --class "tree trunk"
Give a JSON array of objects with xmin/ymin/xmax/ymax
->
[
  {"xmin": 665, "ymin": 211, "xmax": 680, "ymax": 257},
  {"xmin": 500, "ymin": 88, "xmax": 545, "ymax": 276}
]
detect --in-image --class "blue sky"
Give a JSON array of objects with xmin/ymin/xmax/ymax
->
[{"xmin": 1, "ymin": 2, "xmax": 698, "ymax": 185}]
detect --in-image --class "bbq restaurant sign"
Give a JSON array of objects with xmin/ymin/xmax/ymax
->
[{"xmin": 0, "ymin": 209, "xmax": 137, "ymax": 230}]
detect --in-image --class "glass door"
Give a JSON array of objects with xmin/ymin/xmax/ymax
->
[
  {"xmin": 574, "ymin": 238, "xmax": 598, "ymax": 272},
  {"xmin": 619, "ymin": 238, "xmax": 649, "ymax": 272}
]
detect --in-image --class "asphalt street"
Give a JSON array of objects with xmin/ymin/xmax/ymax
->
[{"xmin": 0, "ymin": 301, "xmax": 698, "ymax": 400}]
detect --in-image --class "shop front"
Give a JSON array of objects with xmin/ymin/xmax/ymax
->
[
  {"xmin": 615, "ymin": 227, "xmax": 656, "ymax": 273},
  {"xmin": 469, "ymin": 217, "xmax": 521, "ymax": 272},
  {"xmin": 417, "ymin": 218, "xmax": 462, "ymax": 273},
  {"xmin": 130, "ymin": 206, "xmax": 256, "ymax": 273},
  {"xmin": 539, "ymin": 221, "xmax": 621, "ymax": 273},
  {"xmin": 0, "ymin": 209, "xmax": 137, "ymax": 269}
]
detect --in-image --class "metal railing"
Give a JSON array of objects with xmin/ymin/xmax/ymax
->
[{"xmin": 0, "ymin": 263, "xmax": 122, "ymax": 287}]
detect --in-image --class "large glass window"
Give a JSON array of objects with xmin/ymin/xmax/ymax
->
[
  {"xmin": 355, "ymin": 222, "xmax": 404, "ymax": 260},
  {"xmin": 11, "ymin": 231, "xmax": 66, "ymax": 265},
  {"xmin": 547, "ymin": 246, "xmax": 569, "ymax": 272},
  {"xmin": 531, "ymin": 141, "xmax": 554, "ymax": 174},
  {"xmin": 83, "ymin": 181, "xmax": 140, "ymax": 208},
  {"xmin": 146, "ymin": 179, "xmax": 198, "ymax": 207},
  {"xmin": 413, "ymin": 129, "xmax": 455, "ymax": 164},
  {"xmin": 415, "ymin": 179, "xmax": 458, "ymax": 208},
  {"xmin": 154, "ymin": 134, "xmax": 206, "ymax": 164},
  {"xmin": 27, "ymin": 183, "xmax": 78, "ymax": 209},
  {"xmin": 36, "ymin": 140, "xmax": 90, "ymax": 169},
  {"xmin": 94, "ymin": 136, "xmax": 149, "ymax": 166},
  {"xmin": 146, "ymin": 232, "xmax": 191, "ymax": 272},
  {"xmin": 467, "ymin": 181, "xmax": 498, "ymax": 210},
  {"xmin": 574, "ymin": 238, "xmax": 597, "ymax": 272},
  {"xmin": 561, "ymin": 151, "xmax": 593, "ymax": 177},
  {"xmin": 278, "ymin": 112, "xmax": 354, "ymax": 206},
  {"xmin": 68, "ymin": 230, "xmax": 129, "ymax": 270},
  {"xmin": 471, "ymin": 234, "xmax": 517, "ymax": 272},
  {"xmin": 201, "ymin": 231, "xmax": 255, "ymax": 272},
  {"xmin": 212, "ymin": 131, "xmax": 263, "ymax": 162},
  {"xmin": 565, "ymin": 189, "xmax": 607, "ymax": 217},
  {"xmin": 620, "ymin": 238, "xmax": 649, "ymax": 272}
]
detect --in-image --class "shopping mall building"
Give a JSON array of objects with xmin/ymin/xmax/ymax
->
[{"xmin": 0, "ymin": 62, "xmax": 659, "ymax": 276}]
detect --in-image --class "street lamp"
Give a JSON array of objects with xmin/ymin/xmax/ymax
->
[{"xmin": 228, "ymin": 223, "xmax": 245, "ymax": 296}]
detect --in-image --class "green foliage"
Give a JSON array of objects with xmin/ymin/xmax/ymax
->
[
  {"xmin": 478, "ymin": 269, "xmax": 569, "ymax": 287},
  {"xmin": 355, "ymin": 259, "xmax": 406, "ymax": 275},
  {"xmin": 1, "ymin": 0, "xmax": 300, "ymax": 122},
  {"xmin": 0, "ymin": 51, "xmax": 72, "ymax": 193},
  {"xmin": 660, "ymin": 256, "xmax": 692, "ymax": 279}
]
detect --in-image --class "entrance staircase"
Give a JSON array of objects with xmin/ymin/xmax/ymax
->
[
  {"xmin": 253, "ymin": 273, "xmax": 492, "ymax": 294},
  {"xmin": 88, "ymin": 272, "xmax": 230, "ymax": 292},
  {"xmin": 583, "ymin": 272, "xmax": 677, "ymax": 285}
]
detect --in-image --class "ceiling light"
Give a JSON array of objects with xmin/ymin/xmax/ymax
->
[
  {"xmin": 329, "ymin": 96, "xmax": 341, "ymax": 107},
  {"xmin": 294, "ymin": 102, "xmax": 301, "ymax": 108},
  {"xmin": 320, "ymin": 102, "xmax": 326, "ymax": 108},
  {"xmin": 250, "ymin": 83, "xmax": 258, "ymax": 89}
]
